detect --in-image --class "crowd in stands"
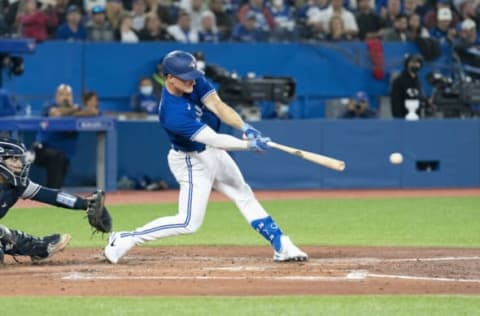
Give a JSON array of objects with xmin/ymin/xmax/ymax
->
[{"xmin": 0, "ymin": 0, "xmax": 478, "ymax": 44}]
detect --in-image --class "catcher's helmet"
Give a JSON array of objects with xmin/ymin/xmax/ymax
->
[
  {"xmin": 0, "ymin": 137, "xmax": 30, "ymax": 186},
  {"xmin": 162, "ymin": 50, "xmax": 203, "ymax": 80}
]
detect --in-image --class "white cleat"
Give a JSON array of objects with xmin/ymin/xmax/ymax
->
[
  {"xmin": 273, "ymin": 235, "xmax": 308, "ymax": 262},
  {"xmin": 104, "ymin": 231, "xmax": 135, "ymax": 264}
]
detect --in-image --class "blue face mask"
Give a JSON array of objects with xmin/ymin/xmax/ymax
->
[{"xmin": 140, "ymin": 86, "xmax": 153, "ymax": 96}]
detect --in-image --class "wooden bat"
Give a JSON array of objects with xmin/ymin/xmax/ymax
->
[{"xmin": 267, "ymin": 141, "xmax": 346, "ymax": 171}]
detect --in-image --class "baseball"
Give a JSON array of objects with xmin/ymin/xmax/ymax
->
[{"xmin": 389, "ymin": 152, "xmax": 403, "ymax": 164}]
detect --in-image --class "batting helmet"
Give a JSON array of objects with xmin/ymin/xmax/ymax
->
[
  {"xmin": 162, "ymin": 50, "xmax": 203, "ymax": 80},
  {"xmin": 0, "ymin": 137, "xmax": 30, "ymax": 186}
]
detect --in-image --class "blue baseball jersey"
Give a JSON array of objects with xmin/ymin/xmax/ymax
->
[
  {"xmin": 159, "ymin": 76, "xmax": 218, "ymax": 152},
  {"xmin": 35, "ymin": 101, "xmax": 78, "ymax": 159}
]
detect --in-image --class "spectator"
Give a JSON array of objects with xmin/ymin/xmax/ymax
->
[
  {"xmin": 380, "ymin": 0, "xmax": 401, "ymax": 28},
  {"xmin": 209, "ymin": 0, "xmax": 234, "ymax": 39},
  {"xmin": 454, "ymin": 18, "xmax": 480, "ymax": 79},
  {"xmin": 145, "ymin": 0, "xmax": 176, "ymax": 25},
  {"xmin": 258, "ymin": 101, "xmax": 291, "ymax": 119},
  {"xmin": 238, "ymin": 0, "xmax": 276, "ymax": 32},
  {"xmin": 130, "ymin": 0, "xmax": 147, "ymax": 31},
  {"xmin": 231, "ymin": 10, "xmax": 264, "ymax": 42},
  {"xmin": 383, "ymin": 13, "xmax": 408, "ymax": 41},
  {"xmin": 355, "ymin": 0, "xmax": 386, "ymax": 40},
  {"xmin": 198, "ymin": 10, "xmax": 221, "ymax": 42},
  {"xmin": 297, "ymin": 0, "xmax": 328, "ymax": 39},
  {"xmin": 403, "ymin": 0, "xmax": 419, "ymax": 16},
  {"xmin": 186, "ymin": 0, "xmax": 207, "ymax": 32},
  {"xmin": 86, "ymin": 5, "xmax": 115, "ymax": 41},
  {"xmin": 429, "ymin": 7, "xmax": 456, "ymax": 43},
  {"xmin": 390, "ymin": 54, "xmax": 431, "ymax": 118},
  {"xmin": 326, "ymin": 14, "xmax": 351, "ymax": 41},
  {"xmin": 105, "ymin": 0, "xmax": 125, "ymax": 29},
  {"xmin": 115, "ymin": 14, "xmax": 139, "ymax": 42},
  {"xmin": 56, "ymin": 4, "xmax": 87, "ymax": 40},
  {"xmin": 167, "ymin": 10, "xmax": 199, "ymax": 43},
  {"xmin": 34, "ymin": 84, "xmax": 99, "ymax": 188},
  {"xmin": 85, "ymin": 0, "xmax": 106, "ymax": 13},
  {"xmin": 268, "ymin": 0, "xmax": 297, "ymax": 41},
  {"xmin": 457, "ymin": 0, "xmax": 480, "ymax": 30},
  {"xmin": 423, "ymin": 0, "xmax": 460, "ymax": 30},
  {"xmin": 338, "ymin": 91, "xmax": 377, "ymax": 118},
  {"xmin": 130, "ymin": 77, "xmax": 159, "ymax": 115},
  {"xmin": 407, "ymin": 12, "xmax": 430, "ymax": 40},
  {"xmin": 307, "ymin": 0, "xmax": 359, "ymax": 38},
  {"xmin": 16, "ymin": 0, "xmax": 57, "ymax": 42},
  {"xmin": 138, "ymin": 12, "xmax": 172, "ymax": 41},
  {"xmin": 82, "ymin": 91, "xmax": 101, "ymax": 115}
]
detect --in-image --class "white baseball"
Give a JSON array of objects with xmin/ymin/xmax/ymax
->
[{"xmin": 389, "ymin": 152, "xmax": 403, "ymax": 164}]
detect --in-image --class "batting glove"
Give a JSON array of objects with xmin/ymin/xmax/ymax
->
[
  {"xmin": 241, "ymin": 123, "xmax": 261, "ymax": 140},
  {"xmin": 248, "ymin": 137, "xmax": 271, "ymax": 152}
]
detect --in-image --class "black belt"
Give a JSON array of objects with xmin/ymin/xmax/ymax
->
[{"xmin": 171, "ymin": 145, "xmax": 206, "ymax": 153}]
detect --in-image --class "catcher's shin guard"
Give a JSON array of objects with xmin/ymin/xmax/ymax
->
[{"xmin": 0, "ymin": 229, "xmax": 70, "ymax": 261}]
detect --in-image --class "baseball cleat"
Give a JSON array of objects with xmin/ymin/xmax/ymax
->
[
  {"xmin": 31, "ymin": 233, "xmax": 71, "ymax": 262},
  {"xmin": 273, "ymin": 235, "xmax": 308, "ymax": 262},
  {"xmin": 104, "ymin": 231, "xmax": 135, "ymax": 264}
]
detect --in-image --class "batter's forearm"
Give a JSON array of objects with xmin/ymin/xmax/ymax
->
[
  {"xmin": 193, "ymin": 126, "xmax": 249, "ymax": 150},
  {"xmin": 216, "ymin": 101, "xmax": 245, "ymax": 130}
]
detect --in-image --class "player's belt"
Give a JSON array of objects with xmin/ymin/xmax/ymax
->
[{"xmin": 171, "ymin": 145, "xmax": 206, "ymax": 153}]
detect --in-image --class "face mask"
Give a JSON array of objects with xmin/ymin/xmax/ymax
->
[
  {"xmin": 140, "ymin": 86, "xmax": 153, "ymax": 95},
  {"xmin": 409, "ymin": 65, "xmax": 420, "ymax": 73}
]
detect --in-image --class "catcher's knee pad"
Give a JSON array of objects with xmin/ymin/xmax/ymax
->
[{"xmin": 0, "ymin": 247, "xmax": 4, "ymax": 264}]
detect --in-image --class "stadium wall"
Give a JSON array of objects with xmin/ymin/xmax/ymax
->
[{"xmin": 25, "ymin": 119, "xmax": 480, "ymax": 189}]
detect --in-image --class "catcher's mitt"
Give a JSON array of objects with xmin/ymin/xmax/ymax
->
[{"xmin": 86, "ymin": 190, "xmax": 112, "ymax": 233}]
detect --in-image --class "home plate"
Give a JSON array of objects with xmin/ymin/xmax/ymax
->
[{"xmin": 346, "ymin": 270, "xmax": 368, "ymax": 279}]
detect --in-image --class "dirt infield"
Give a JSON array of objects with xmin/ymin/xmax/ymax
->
[{"xmin": 4, "ymin": 188, "xmax": 480, "ymax": 296}]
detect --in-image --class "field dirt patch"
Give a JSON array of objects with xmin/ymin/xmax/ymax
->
[{"xmin": 1, "ymin": 246, "xmax": 480, "ymax": 296}]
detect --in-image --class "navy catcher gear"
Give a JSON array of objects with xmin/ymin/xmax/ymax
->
[
  {"xmin": 0, "ymin": 137, "xmax": 31, "ymax": 186},
  {"xmin": 162, "ymin": 50, "xmax": 203, "ymax": 80}
]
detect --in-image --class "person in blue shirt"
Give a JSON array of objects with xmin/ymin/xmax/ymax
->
[
  {"xmin": 105, "ymin": 50, "xmax": 308, "ymax": 264},
  {"xmin": 130, "ymin": 77, "xmax": 160, "ymax": 115},
  {"xmin": 34, "ymin": 84, "xmax": 99, "ymax": 189},
  {"xmin": 56, "ymin": 5, "xmax": 88, "ymax": 41},
  {"xmin": 0, "ymin": 137, "xmax": 105, "ymax": 263}
]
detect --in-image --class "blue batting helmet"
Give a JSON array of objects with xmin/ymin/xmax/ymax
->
[{"xmin": 162, "ymin": 50, "xmax": 203, "ymax": 80}]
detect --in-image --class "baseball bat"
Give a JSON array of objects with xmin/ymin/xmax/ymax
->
[{"xmin": 267, "ymin": 141, "xmax": 346, "ymax": 171}]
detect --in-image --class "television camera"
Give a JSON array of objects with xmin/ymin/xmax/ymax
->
[
  {"xmin": 428, "ymin": 71, "xmax": 480, "ymax": 117},
  {"xmin": 193, "ymin": 52, "xmax": 296, "ymax": 107}
]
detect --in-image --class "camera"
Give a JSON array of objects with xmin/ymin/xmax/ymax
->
[
  {"xmin": 203, "ymin": 64, "xmax": 296, "ymax": 106},
  {"xmin": 428, "ymin": 71, "xmax": 480, "ymax": 117}
]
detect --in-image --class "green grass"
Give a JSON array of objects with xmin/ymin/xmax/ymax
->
[
  {"xmin": 2, "ymin": 296, "xmax": 480, "ymax": 316},
  {"xmin": 3, "ymin": 196, "xmax": 480, "ymax": 314},
  {"xmin": 2, "ymin": 196, "xmax": 480, "ymax": 248}
]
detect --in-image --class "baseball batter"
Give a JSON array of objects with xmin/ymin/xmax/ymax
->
[{"xmin": 104, "ymin": 50, "xmax": 307, "ymax": 263}]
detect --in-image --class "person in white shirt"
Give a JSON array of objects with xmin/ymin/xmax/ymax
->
[
  {"xmin": 167, "ymin": 10, "xmax": 199, "ymax": 43},
  {"xmin": 307, "ymin": 0, "xmax": 358, "ymax": 37}
]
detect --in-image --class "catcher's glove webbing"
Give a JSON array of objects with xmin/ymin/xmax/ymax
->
[{"xmin": 86, "ymin": 190, "xmax": 112, "ymax": 233}]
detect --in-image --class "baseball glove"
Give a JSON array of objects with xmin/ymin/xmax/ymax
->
[{"xmin": 86, "ymin": 190, "xmax": 112, "ymax": 234}]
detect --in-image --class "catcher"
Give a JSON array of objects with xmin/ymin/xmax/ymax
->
[{"xmin": 0, "ymin": 137, "xmax": 111, "ymax": 263}]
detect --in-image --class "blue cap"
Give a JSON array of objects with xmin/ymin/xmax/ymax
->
[
  {"xmin": 353, "ymin": 91, "xmax": 368, "ymax": 102},
  {"xmin": 162, "ymin": 50, "xmax": 203, "ymax": 80},
  {"xmin": 91, "ymin": 5, "xmax": 105, "ymax": 14}
]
